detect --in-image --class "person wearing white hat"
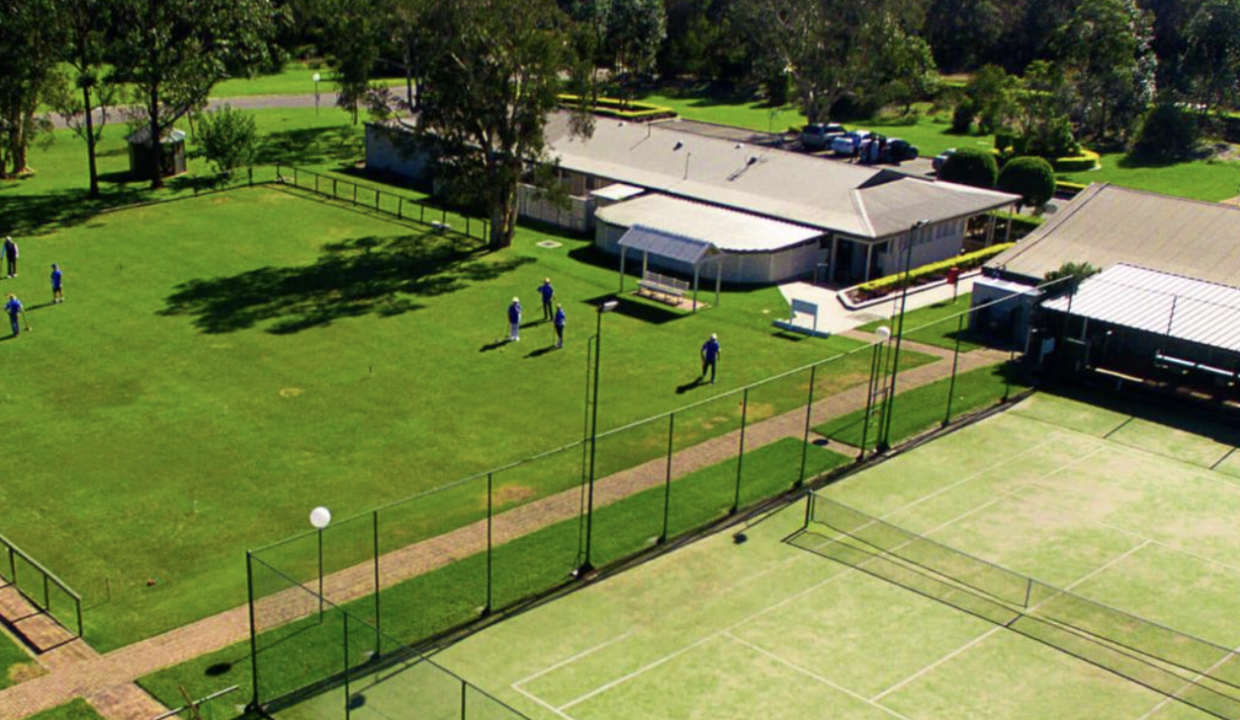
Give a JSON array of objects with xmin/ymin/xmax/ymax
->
[
  {"xmin": 507, "ymin": 297, "xmax": 522, "ymax": 342},
  {"xmin": 700, "ymin": 333, "xmax": 721, "ymax": 384}
]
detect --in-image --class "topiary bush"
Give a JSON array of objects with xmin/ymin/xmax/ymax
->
[
  {"xmin": 951, "ymin": 100, "xmax": 975, "ymax": 134},
  {"xmin": 1131, "ymin": 103, "xmax": 1199, "ymax": 162},
  {"xmin": 998, "ymin": 156, "xmax": 1056, "ymax": 210},
  {"xmin": 939, "ymin": 147, "xmax": 998, "ymax": 189},
  {"xmin": 1052, "ymin": 149, "xmax": 1101, "ymax": 173}
]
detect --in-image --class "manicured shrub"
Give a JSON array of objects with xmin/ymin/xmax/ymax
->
[
  {"xmin": 939, "ymin": 147, "xmax": 999, "ymax": 188},
  {"xmin": 856, "ymin": 244, "xmax": 1015, "ymax": 294},
  {"xmin": 998, "ymin": 156, "xmax": 1057, "ymax": 209},
  {"xmin": 1052, "ymin": 149, "xmax": 1101, "ymax": 173},
  {"xmin": 1131, "ymin": 103, "xmax": 1199, "ymax": 162}
]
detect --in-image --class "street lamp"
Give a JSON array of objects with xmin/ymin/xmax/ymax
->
[
  {"xmin": 878, "ymin": 219, "xmax": 929, "ymax": 451},
  {"xmin": 579, "ymin": 299, "xmax": 620, "ymax": 575},
  {"xmin": 312, "ymin": 72, "xmax": 322, "ymax": 115},
  {"xmin": 309, "ymin": 506, "xmax": 331, "ymax": 618},
  {"xmin": 860, "ymin": 325, "xmax": 891, "ymax": 458}
]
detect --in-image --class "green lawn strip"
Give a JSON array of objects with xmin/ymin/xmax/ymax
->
[
  {"xmin": 213, "ymin": 61, "xmax": 407, "ymax": 99},
  {"xmin": 857, "ymin": 293, "xmax": 981, "ymax": 352},
  {"xmin": 1058, "ymin": 152, "xmax": 1240, "ymax": 203},
  {"xmin": 138, "ymin": 439, "xmax": 847, "ymax": 711},
  {"xmin": 0, "ymin": 625, "xmax": 34, "ymax": 690},
  {"xmin": 815, "ymin": 363, "xmax": 1028, "ymax": 450},
  {"xmin": 24, "ymin": 700, "xmax": 107, "ymax": 720}
]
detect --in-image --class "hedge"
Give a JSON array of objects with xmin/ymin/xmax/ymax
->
[
  {"xmin": 1052, "ymin": 149, "xmax": 1101, "ymax": 173},
  {"xmin": 856, "ymin": 243, "xmax": 1015, "ymax": 294},
  {"xmin": 557, "ymin": 94, "xmax": 676, "ymax": 121}
]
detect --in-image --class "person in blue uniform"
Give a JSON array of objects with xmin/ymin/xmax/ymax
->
[
  {"xmin": 3, "ymin": 237, "xmax": 17, "ymax": 278},
  {"xmin": 508, "ymin": 297, "xmax": 522, "ymax": 342},
  {"xmin": 5, "ymin": 294, "xmax": 24, "ymax": 336},
  {"xmin": 51, "ymin": 264, "xmax": 63, "ymax": 304},
  {"xmin": 553, "ymin": 304, "xmax": 566, "ymax": 348},
  {"xmin": 538, "ymin": 278, "xmax": 555, "ymax": 321},
  {"xmin": 700, "ymin": 333, "xmax": 721, "ymax": 383}
]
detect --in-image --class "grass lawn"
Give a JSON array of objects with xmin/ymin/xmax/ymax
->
[
  {"xmin": 24, "ymin": 700, "xmax": 106, "ymax": 720},
  {"xmin": 1058, "ymin": 151, "xmax": 1240, "ymax": 202},
  {"xmin": 815, "ymin": 363, "xmax": 1027, "ymax": 450},
  {"xmin": 0, "ymin": 625, "xmax": 37, "ymax": 690},
  {"xmin": 857, "ymin": 292, "xmax": 981, "ymax": 352},
  {"xmin": 138, "ymin": 438, "xmax": 852, "ymax": 712},
  {"xmin": 213, "ymin": 61, "xmax": 407, "ymax": 99},
  {"xmin": 1, "ymin": 144, "xmax": 941, "ymax": 653}
]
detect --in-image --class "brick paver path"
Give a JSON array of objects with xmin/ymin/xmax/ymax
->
[{"xmin": 0, "ymin": 341, "xmax": 1008, "ymax": 720}]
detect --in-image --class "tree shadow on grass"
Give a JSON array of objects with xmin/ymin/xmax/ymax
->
[
  {"xmin": 254, "ymin": 125, "xmax": 362, "ymax": 168},
  {"xmin": 161, "ymin": 231, "xmax": 534, "ymax": 334}
]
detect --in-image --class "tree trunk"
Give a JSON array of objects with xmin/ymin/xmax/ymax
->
[
  {"xmin": 83, "ymin": 85, "xmax": 99, "ymax": 198},
  {"xmin": 9, "ymin": 116, "xmax": 30, "ymax": 176},
  {"xmin": 149, "ymin": 85, "xmax": 164, "ymax": 190},
  {"xmin": 488, "ymin": 180, "xmax": 518, "ymax": 250}
]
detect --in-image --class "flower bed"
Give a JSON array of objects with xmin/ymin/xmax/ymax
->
[
  {"xmin": 557, "ymin": 94, "xmax": 677, "ymax": 122},
  {"xmin": 844, "ymin": 243, "xmax": 1014, "ymax": 304}
]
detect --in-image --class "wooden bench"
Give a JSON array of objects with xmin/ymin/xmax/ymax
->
[{"xmin": 638, "ymin": 272, "xmax": 690, "ymax": 305}]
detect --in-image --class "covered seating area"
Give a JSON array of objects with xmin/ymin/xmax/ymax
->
[{"xmin": 616, "ymin": 225, "xmax": 724, "ymax": 312}]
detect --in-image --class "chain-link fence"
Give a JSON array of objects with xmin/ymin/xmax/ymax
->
[{"xmin": 244, "ymin": 279, "xmax": 1063, "ymax": 716}]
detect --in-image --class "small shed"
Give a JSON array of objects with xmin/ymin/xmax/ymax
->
[{"xmin": 126, "ymin": 127, "xmax": 188, "ymax": 179}]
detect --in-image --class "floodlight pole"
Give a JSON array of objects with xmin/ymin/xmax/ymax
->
[
  {"xmin": 860, "ymin": 327, "xmax": 889, "ymax": 459},
  {"xmin": 580, "ymin": 299, "xmax": 619, "ymax": 575},
  {"xmin": 878, "ymin": 219, "xmax": 928, "ymax": 452}
]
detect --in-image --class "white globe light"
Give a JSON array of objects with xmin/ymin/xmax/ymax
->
[
  {"xmin": 876, "ymin": 326, "xmax": 892, "ymax": 340},
  {"xmin": 309, "ymin": 506, "xmax": 332, "ymax": 529},
  {"xmin": 312, "ymin": 72, "xmax": 322, "ymax": 83}
]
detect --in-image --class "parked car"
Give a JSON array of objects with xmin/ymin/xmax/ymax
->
[
  {"xmin": 800, "ymin": 123, "xmax": 846, "ymax": 151},
  {"xmin": 932, "ymin": 147, "xmax": 957, "ymax": 173},
  {"xmin": 831, "ymin": 129, "xmax": 871, "ymax": 156},
  {"xmin": 885, "ymin": 138, "xmax": 919, "ymax": 163}
]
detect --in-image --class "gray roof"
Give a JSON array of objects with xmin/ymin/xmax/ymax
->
[
  {"xmin": 126, "ymin": 127, "xmax": 187, "ymax": 146},
  {"xmin": 1042, "ymin": 264, "xmax": 1240, "ymax": 352},
  {"xmin": 597, "ymin": 194, "xmax": 822, "ymax": 252},
  {"xmin": 617, "ymin": 225, "xmax": 719, "ymax": 265},
  {"xmin": 988, "ymin": 183, "xmax": 1240, "ymax": 284},
  {"xmin": 544, "ymin": 113, "xmax": 1015, "ymax": 239}
]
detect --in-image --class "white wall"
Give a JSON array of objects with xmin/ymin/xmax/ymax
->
[{"xmin": 518, "ymin": 184, "xmax": 590, "ymax": 233}]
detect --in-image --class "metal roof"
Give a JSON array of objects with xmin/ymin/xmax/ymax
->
[
  {"xmin": 589, "ymin": 183, "xmax": 644, "ymax": 201},
  {"xmin": 597, "ymin": 194, "xmax": 822, "ymax": 253},
  {"xmin": 126, "ymin": 127, "xmax": 187, "ymax": 145},
  {"xmin": 1042, "ymin": 264, "xmax": 1240, "ymax": 352},
  {"xmin": 617, "ymin": 225, "xmax": 719, "ymax": 265},
  {"xmin": 989, "ymin": 183, "xmax": 1240, "ymax": 285},
  {"xmin": 543, "ymin": 113, "xmax": 1016, "ymax": 239}
]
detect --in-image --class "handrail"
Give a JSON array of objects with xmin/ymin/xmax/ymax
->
[{"xmin": 0, "ymin": 530, "xmax": 84, "ymax": 638}]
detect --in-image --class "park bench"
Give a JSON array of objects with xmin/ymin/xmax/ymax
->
[
  {"xmin": 431, "ymin": 220, "xmax": 452, "ymax": 233},
  {"xmin": 638, "ymin": 272, "xmax": 690, "ymax": 305}
]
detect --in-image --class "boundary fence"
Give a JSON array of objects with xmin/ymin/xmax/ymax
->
[
  {"xmin": 799, "ymin": 495, "xmax": 1240, "ymax": 720},
  {"xmin": 273, "ymin": 163, "xmax": 490, "ymax": 244},
  {"xmin": 242, "ymin": 279, "xmax": 1074, "ymax": 717},
  {"xmin": 0, "ymin": 530, "xmax": 83, "ymax": 641}
]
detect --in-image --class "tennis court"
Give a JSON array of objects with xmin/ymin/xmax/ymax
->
[{"xmin": 292, "ymin": 390, "xmax": 1240, "ymax": 720}]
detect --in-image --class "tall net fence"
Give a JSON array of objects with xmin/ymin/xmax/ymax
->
[
  {"xmin": 239, "ymin": 268, "xmax": 1064, "ymax": 714},
  {"xmin": 799, "ymin": 495, "xmax": 1240, "ymax": 720}
]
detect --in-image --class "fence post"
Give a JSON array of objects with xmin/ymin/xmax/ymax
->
[
  {"xmin": 293, "ymin": 166, "xmax": 298, "ymax": 188},
  {"xmin": 460, "ymin": 681, "xmax": 468, "ymax": 720},
  {"xmin": 352, "ymin": 184, "xmax": 358, "ymax": 206},
  {"xmin": 343, "ymin": 614, "xmax": 352, "ymax": 720},
  {"xmin": 660, "ymin": 413, "xmax": 675, "ymax": 544},
  {"xmin": 7, "ymin": 546, "xmax": 14, "ymax": 584},
  {"xmin": 398, "ymin": 197, "xmax": 403, "ymax": 219},
  {"xmin": 442, "ymin": 206, "xmax": 447, "ymax": 225},
  {"xmin": 485, "ymin": 472, "xmax": 494, "ymax": 615},
  {"xmin": 246, "ymin": 552, "xmax": 261, "ymax": 711},
  {"xmin": 943, "ymin": 312, "xmax": 966, "ymax": 426},
  {"xmin": 314, "ymin": 174, "xmax": 319, "ymax": 195},
  {"xmin": 333, "ymin": 178, "xmax": 338, "ymax": 199},
  {"xmin": 75, "ymin": 595, "xmax": 83, "ymax": 638},
  {"xmin": 372, "ymin": 510, "xmax": 381, "ymax": 655},
  {"xmin": 43, "ymin": 574, "xmax": 49, "ymax": 611},
  {"xmin": 248, "ymin": 167, "xmax": 253, "ymax": 187},
  {"xmin": 420, "ymin": 203, "xmax": 425, "ymax": 223},
  {"xmin": 375, "ymin": 189, "xmax": 380, "ymax": 211},
  {"xmin": 732, "ymin": 390, "xmax": 749, "ymax": 515},
  {"xmin": 275, "ymin": 161, "xmax": 281, "ymax": 182},
  {"xmin": 797, "ymin": 365, "xmax": 818, "ymax": 488}
]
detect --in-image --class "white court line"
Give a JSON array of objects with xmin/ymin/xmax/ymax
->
[
  {"xmin": 724, "ymin": 632, "xmax": 915, "ymax": 720},
  {"xmin": 513, "ymin": 632, "xmax": 634, "ymax": 688},
  {"xmin": 513, "ymin": 683, "xmax": 578, "ymax": 720},
  {"xmin": 1133, "ymin": 638, "xmax": 1240, "ymax": 720}
]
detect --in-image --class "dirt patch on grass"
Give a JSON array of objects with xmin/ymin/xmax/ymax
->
[
  {"xmin": 493, "ymin": 484, "xmax": 537, "ymax": 509},
  {"xmin": 279, "ymin": 387, "xmax": 304, "ymax": 398},
  {"xmin": 9, "ymin": 661, "xmax": 45, "ymax": 684}
]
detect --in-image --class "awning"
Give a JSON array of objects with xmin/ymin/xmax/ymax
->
[
  {"xmin": 599, "ymin": 194, "xmax": 822, "ymax": 253},
  {"xmin": 1042, "ymin": 264, "xmax": 1240, "ymax": 353},
  {"xmin": 617, "ymin": 225, "xmax": 719, "ymax": 266}
]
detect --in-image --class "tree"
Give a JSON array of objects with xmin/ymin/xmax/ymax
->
[
  {"xmin": 924, "ymin": 0, "xmax": 1004, "ymax": 73},
  {"xmin": 963, "ymin": 64, "xmax": 1020, "ymax": 134},
  {"xmin": 1130, "ymin": 103, "xmax": 1199, "ymax": 161},
  {"xmin": 318, "ymin": 0, "xmax": 388, "ymax": 124},
  {"xmin": 605, "ymin": 0, "xmax": 667, "ymax": 100},
  {"xmin": 48, "ymin": 0, "xmax": 117, "ymax": 196},
  {"xmin": 1043, "ymin": 260, "xmax": 1098, "ymax": 296},
  {"xmin": 190, "ymin": 105, "xmax": 259, "ymax": 173},
  {"xmin": 1051, "ymin": 0, "xmax": 1157, "ymax": 141},
  {"xmin": 733, "ymin": 0, "xmax": 927, "ymax": 125},
  {"xmin": 415, "ymin": 0, "xmax": 590, "ymax": 250},
  {"xmin": 1182, "ymin": 0, "xmax": 1240, "ymax": 119},
  {"xmin": 997, "ymin": 156, "xmax": 1056, "ymax": 210},
  {"xmin": 111, "ymin": 0, "xmax": 277, "ymax": 188},
  {"xmin": 939, "ymin": 147, "xmax": 998, "ymax": 188},
  {"xmin": 0, "ymin": 0, "xmax": 62, "ymax": 178}
]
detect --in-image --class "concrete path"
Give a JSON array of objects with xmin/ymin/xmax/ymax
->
[
  {"xmin": 0, "ymin": 338, "xmax": 1008, "ymax": 720},
  {"xmin": 776, "ymin": 276, "xmax": 976, "ymax": 337}
]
